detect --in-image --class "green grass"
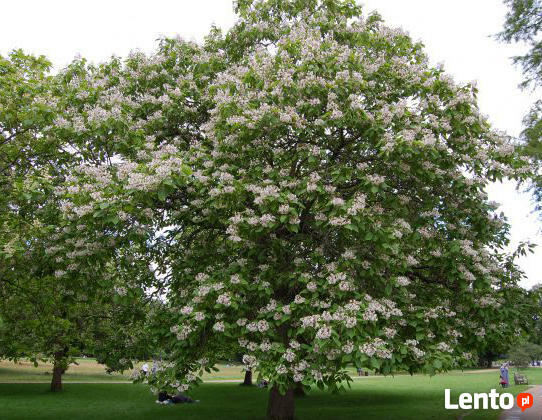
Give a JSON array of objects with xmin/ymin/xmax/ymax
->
[{"xmin": 0, "ymin": 368, "xmax": 540, "ymax": 419}]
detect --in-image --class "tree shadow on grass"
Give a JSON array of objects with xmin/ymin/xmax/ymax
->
[
  {"xmin": 293, "ymin": 387, "xmax": 453, "ymax": 420},
  {"xmin": 0, "ymin": 383, "xmax": 52, "ymax": 397},
  {"xmin": 0, "ymin": 382, "xmax": 461, "ymax": 420}
]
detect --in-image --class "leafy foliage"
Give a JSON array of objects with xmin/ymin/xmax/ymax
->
[
  {"xmin": 508, "ymin": 342, "xmax": 542, "ymax": 369},
  {"xmin": 0, "ymin": 51, "xmax": 153, "ymax": 387},
  {"xmin": 499, "ymin": 0, "xmax": 542, "ymax": 211}
]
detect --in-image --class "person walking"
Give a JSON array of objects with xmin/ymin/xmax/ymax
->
[{"xmin": 500, "ymin": 363, "xmax": 509, "ymax": 388}]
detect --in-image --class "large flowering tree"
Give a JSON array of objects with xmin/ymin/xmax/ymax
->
[{"xmin": 56, "ymin": 1, "xmax": 535, "ymax": 418}]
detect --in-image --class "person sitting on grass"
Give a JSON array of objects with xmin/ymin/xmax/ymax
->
[{"xmin": 157, "ymin": 391, "xmax": 198, "ymax": 404}]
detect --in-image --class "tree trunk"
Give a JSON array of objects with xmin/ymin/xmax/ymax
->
[
  {"xmin": 478, "ymin": 351, "xmax": 497, "ymax": 369},
  {"xmin": 50, "ymin": 352, "xmax": 64, "ymax": 392},
  {"xmin": 267, "ymin": 386, "xmax": 294, "ymax": 420},
  {"xmin": 294, "ymin": 382, "xmax": 305, "ymax": 398},
  {"xmin": 51, "ymin": 362, "xmax": 63, "ymax": 392},
  {"xmin": 242, "ymin": 369, "xmax": 253, "ymax": 386}
]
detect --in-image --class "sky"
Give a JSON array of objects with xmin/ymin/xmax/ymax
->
[{"xmin": 1, "ymin": 0, "xmax": 540, "ymax": 287}]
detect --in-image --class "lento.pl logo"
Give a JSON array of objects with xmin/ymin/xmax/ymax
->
[
  {"xmin": 517, "ymin": 392, "xmax": 533, "ymax": 412},
  {"xmin": 444, "ymin": 389, "xmax": 533, "ymax": 411}
]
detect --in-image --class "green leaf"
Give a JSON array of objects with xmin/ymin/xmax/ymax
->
[{"xmin": 157, "ymin": 190, "xmax": 167, "ymax": 202}]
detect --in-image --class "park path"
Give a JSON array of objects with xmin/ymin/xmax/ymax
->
[
  {"xmin": 464, "ymin": 369, "xmax": 499, "ymax": 374},
  {"xmin": 500, "ymin": 385, "xmax": 542, "ymax": 420}
]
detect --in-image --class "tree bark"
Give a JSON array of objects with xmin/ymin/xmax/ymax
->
[
  {"xmin": 267, "ymin": 386, "xmax": 294, "ymax": 420},
  {"xmin": 478, "ymin": 351, "xmax": 497, "ymax": 369},
  {"xmin": 293, "ymin": 382, "xmax": 306, "ymax": 397},
  {"xmin": 242, "ymin": 369, "xmax": 253, "ymax": 386},
  {"xmin": 51, "ymin": 364, "xmax": 63, "ymax": 392},
  {"xmin": 50, "ymin": 353, "xmax": 64, "ymax": 392}
]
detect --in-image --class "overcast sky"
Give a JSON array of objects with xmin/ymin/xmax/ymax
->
[{"xmin": 1, "ymin": 0, "xmax": 540, "ymax": 287}]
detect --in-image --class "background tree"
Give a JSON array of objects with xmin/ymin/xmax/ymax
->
[
  {"xmin": 0, "ymin": 50, "xmax": 58, "ymax": 306},
  {"xmin": 478, "ymin": 243, "xmax": 540, "ymax": 368},
  {"xmin": 499, "ymin": 0, "xmax": 542, "ymax": 210},
  {"xmin": 0, "ymin": 190, "xmax": 154, "ymax": 392},
  {"xmin": 0, "ymin": 51, "xmax": 155, "ymax": 392},
  {"xmin": 0, "ymin": 50, "xmax": 71, "ymax": 391},
  {"xmin": 508, "ymin": 342, "xmax": 542, "ymax": 369}
]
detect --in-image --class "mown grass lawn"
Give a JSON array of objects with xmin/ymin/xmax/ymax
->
[{"xmin": 1, "ymin": 368, "xmax": 539, "ymax": 419}]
